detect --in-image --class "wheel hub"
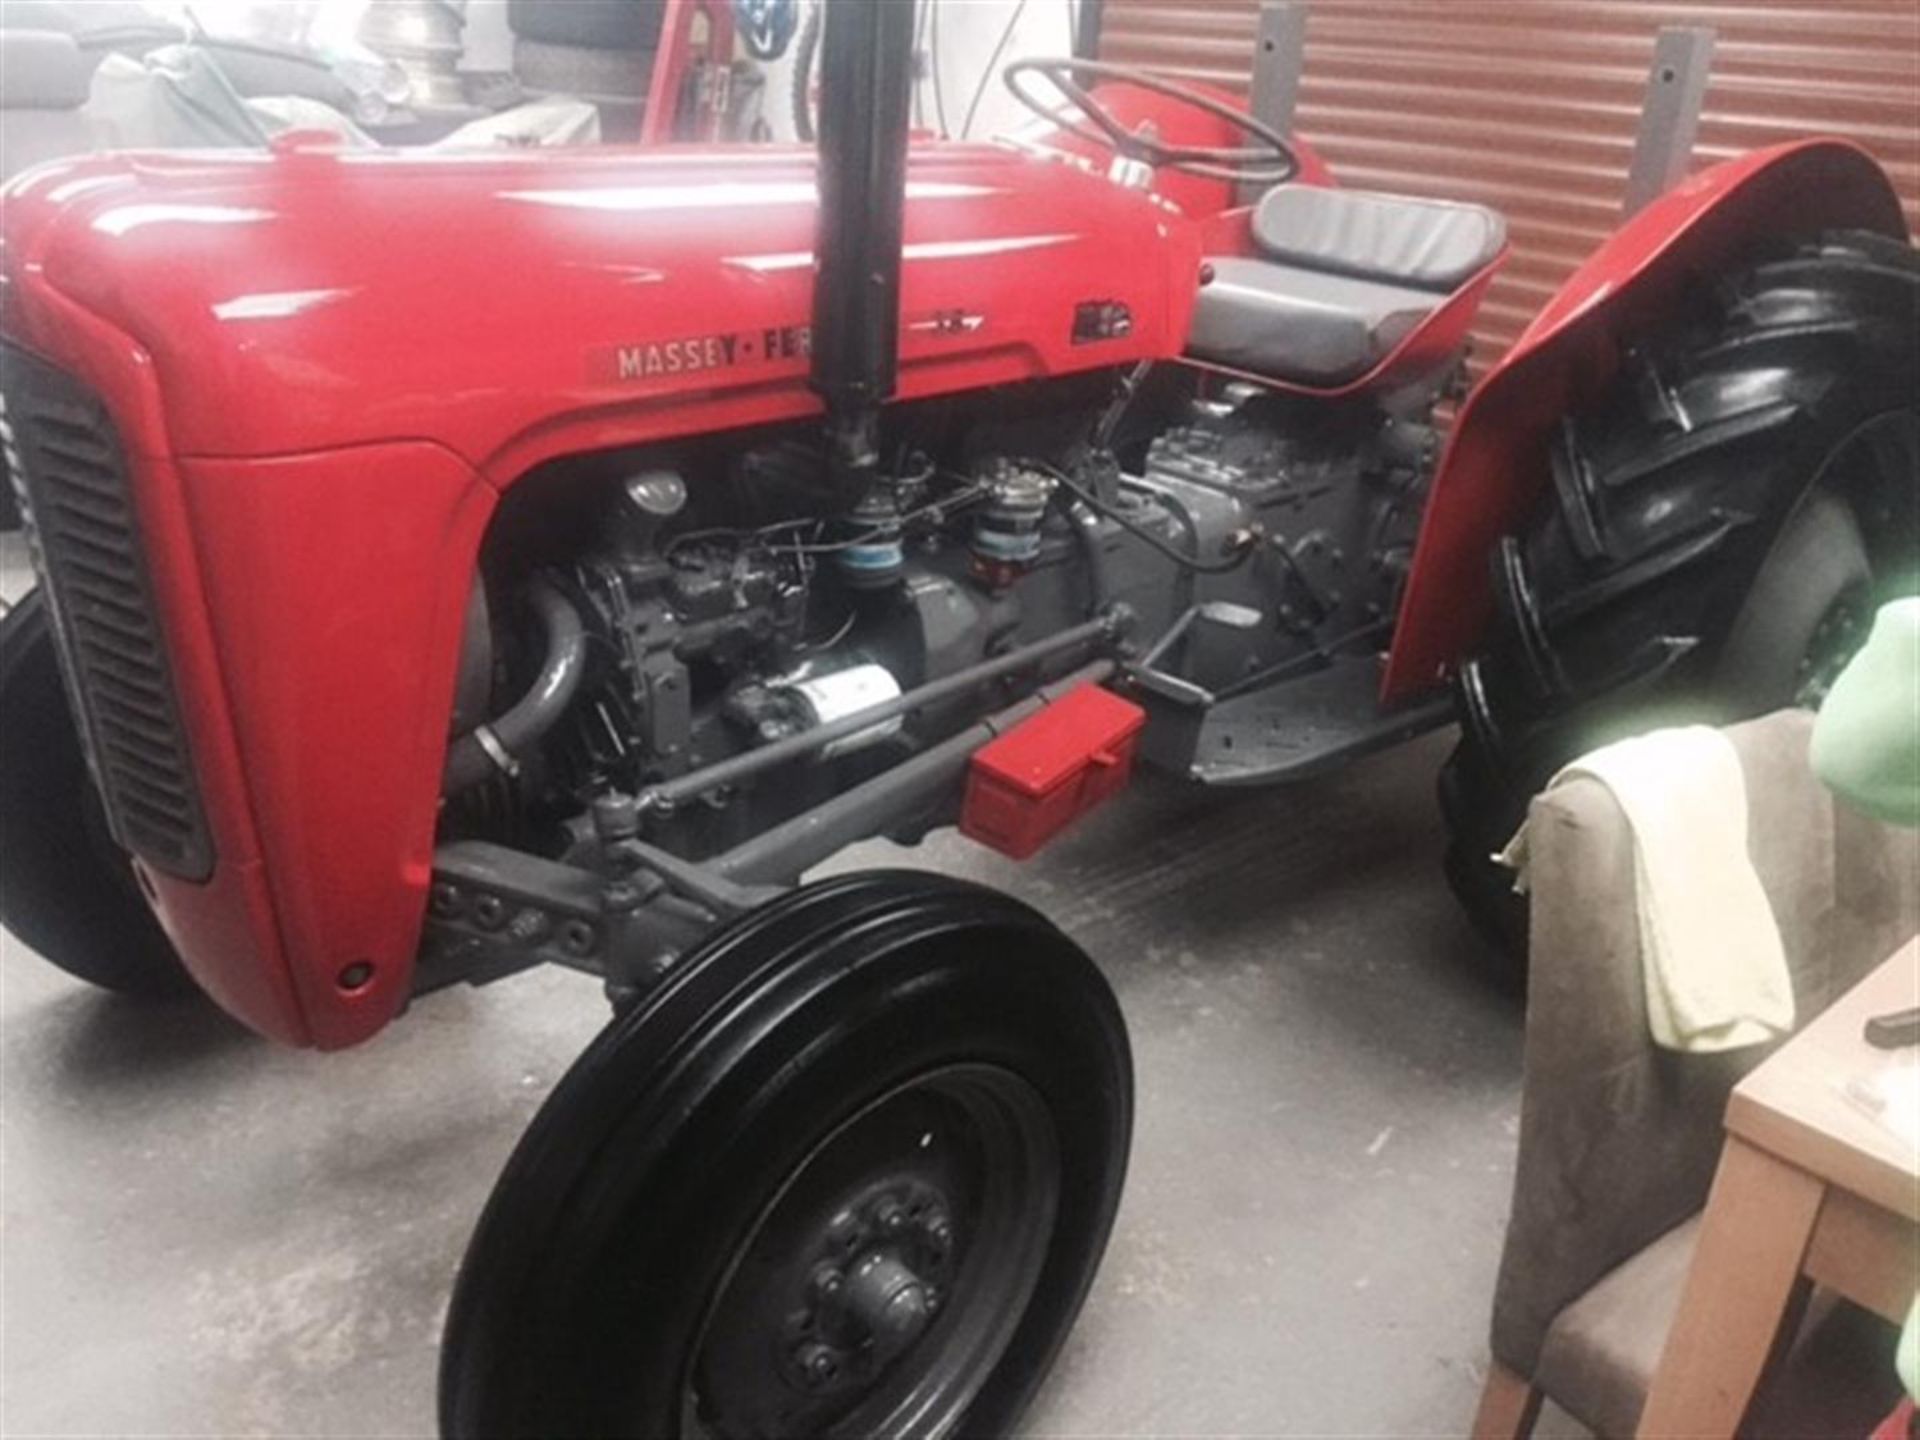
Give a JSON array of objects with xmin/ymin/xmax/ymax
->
[
  {"xmin": 687, "ymin": 1063, "xmax": 1062, "ymax": 1439},
  {"xmin": 781, "ymin": 1178, "xmax": 957, "ymax": 1395}
]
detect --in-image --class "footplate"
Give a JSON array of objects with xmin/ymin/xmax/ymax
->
[{"xmin": 1138, "ymin": 655, "xmax": 1452, "ymax": 786}]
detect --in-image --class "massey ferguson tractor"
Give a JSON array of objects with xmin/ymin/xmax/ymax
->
[{"xmin": 2, "ymin": 3, "xmax": 1915, "ymax": 1433}]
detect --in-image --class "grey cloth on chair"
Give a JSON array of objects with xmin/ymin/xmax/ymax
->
[
  {"xmin": 85, "ymin": 48, "xmax": 267, "ymax": 151},
  {"xmin": 195, "ymin": 44, "xmax": 356, "ymax": 111},
  {"xmin": 1486, "ymin": 709, "xmax": 1920, "ymax": 1436},
  {"xmin": 1187, "ymin": 184, "xmax": 1504, "ymax": 385},
  {"xmin": 0, "ymin": 30, "xmax": 94, "ymax": 181}
]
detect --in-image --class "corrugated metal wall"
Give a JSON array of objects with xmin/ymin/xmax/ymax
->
[{"xmin": 1100, "ymin": 0, "xmax": 1920, "ymax": 363}]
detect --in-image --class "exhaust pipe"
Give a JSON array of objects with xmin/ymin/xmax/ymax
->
[{"xmin": 808, "ymin": 0, "xmax": 917, "ymax": 497}]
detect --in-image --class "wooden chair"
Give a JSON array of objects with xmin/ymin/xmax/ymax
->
[{"xmin": 1472, "ymin": 710, "xmax": 1920, "ymax": 1439}]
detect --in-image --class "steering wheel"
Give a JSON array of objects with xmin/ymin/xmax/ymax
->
[{"xmin": 1004, "ymin": 58, "xmax": 1300, "ymax": 186}]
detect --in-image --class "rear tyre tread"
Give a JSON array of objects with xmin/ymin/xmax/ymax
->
[
  {"xmin": 1442, "ymin": 227, "xmax": 1919, "ymax": 984},
  {"xmin": 505, "ymin": 0, "xmax": 666, "ymax": 51}
]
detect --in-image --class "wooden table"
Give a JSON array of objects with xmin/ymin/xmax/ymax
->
[{"xmin": 1638, "ymin": 936, "xmax": 1920, "ymax": 1437}]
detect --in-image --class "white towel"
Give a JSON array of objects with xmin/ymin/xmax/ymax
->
[{"xmin": 1498, "ymin": 726, "xmax": 1794, "ymax": 1052}]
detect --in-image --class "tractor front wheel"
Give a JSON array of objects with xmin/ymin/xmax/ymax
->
[
  {"xmin": 0, "ymin": 588, "xmax": 196, "ymax": 997},
  {"xmin": 1442, "ymin": 229, "xmax": 1919, "ymax": 984},
  {"xmin": 439, "ymin": 871, "xmax": 1132, "ymax": 1439}
]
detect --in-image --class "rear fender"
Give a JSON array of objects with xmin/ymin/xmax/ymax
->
[{"xmin": 1380, "ymin": 139, "xmax": 1909, "ymax": 703}]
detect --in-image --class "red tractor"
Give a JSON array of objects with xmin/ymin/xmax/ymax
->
[{"xmin": 2, "ymin": 5, "xmax": 1914, "ymax": 1434}]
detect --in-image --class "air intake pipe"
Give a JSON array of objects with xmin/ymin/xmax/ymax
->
[{"xmin": 808, "ymin": 0, "xmax": 917, "ymax": 497}]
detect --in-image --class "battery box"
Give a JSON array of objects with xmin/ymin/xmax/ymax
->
[{"xmin": 960, "ymin": 684, "xmax": 1147, "ymax": 860}]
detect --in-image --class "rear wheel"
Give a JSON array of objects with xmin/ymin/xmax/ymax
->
[
  {"xmin": 1442, "ymin": 229, "xmax": 1920, "ymax": 983},
  {"xmin": 0, "ymin": 588, "xmax": 194, "ymax": 997},
  {"xmin": 790, "ymin": 0, "xmax": 822, "ymax": 142},
  {"xmin": 440, "ymin": 870, "xmax": 1132, "ymax": 1439},
  {"xmin": 505, "ymin": 0, "xmax": 667, "ymax": 50}
]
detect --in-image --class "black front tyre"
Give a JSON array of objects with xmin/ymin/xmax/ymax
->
[
  {"xmin": 0, "ymin": 589, "xmax": 195, "ymax": 997},
  {"xmin": 440, "ymin": 870, "xmax": 1132, "ymax": 1439},
  {"xmin": 1442, "ymin": 228, "xmax": 1920, "ymax": 980}
]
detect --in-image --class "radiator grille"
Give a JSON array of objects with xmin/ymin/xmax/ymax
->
[{"xmin": 1, "ymin": 347, "xmax": 213, "ymax": 880}]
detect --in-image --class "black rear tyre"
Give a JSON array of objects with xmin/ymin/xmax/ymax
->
[
  {"xmin": 0, "ymin": 589, "xmax": 194, "ymax": 997},
  {"xmin": 505, "ymin": 0, "xmax": 667, "ymax": 51},
  {"xmin": 1442, "ymin": 229, "xmax": 1920, "ymax": 982},
  {"xmin": 440, "ymin": 870, "xmax": 1131, "ymax": 1439},
  {"xmin": 791, "ymin": 0, "xmax": 822, "ymax": 142}
]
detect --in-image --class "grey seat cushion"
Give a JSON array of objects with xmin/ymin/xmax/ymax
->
[
  {"xmin": 1188, "ymin": 255, "xmax": 1438, "ymax": 384},
  {"xmin": 1, "ymin": 31, "xmax": 94, "ymax": 181},
  {"xmin": 1536, "ymin": 1214, "xmax": 1902, "ymax": 1440},
  {"xmin": 1, "ymin": 28, "xmax": 92, "ymax": 108},
  {"xmin": 0, "ymin": 2, "xmax": 180, "ymax": 64},
  {"xmin": 1534, "ymin": 1216, "xmax": 1699, "ymax": 1439},
  {"xmin": 1253, "ymin": 184, "xmax": 1506, "ymax": 291},
  {"xmin": 0, "ymin": 1, "xmax": 170, "ymax": 37},
  {"xmin": 1186, "ymin": 186, "xmax": 1505, "ymax": 384}
]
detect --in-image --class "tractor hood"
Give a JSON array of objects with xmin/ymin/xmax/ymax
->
[{"xmin": 1, "ymin": 140, "xmax": 1200, "ymax": 479}]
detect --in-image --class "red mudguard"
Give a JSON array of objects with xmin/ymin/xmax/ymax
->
[{"xmin": 1381, "ymin": 139, "xmax": 1909, "ymax": 704}]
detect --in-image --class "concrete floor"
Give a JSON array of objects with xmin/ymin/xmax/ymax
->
[{"xmin": 1, "ymin": 534, "xmax": 1530, "ymax": 1436}]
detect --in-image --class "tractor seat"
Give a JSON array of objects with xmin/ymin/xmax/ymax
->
[{"xmin": 1188, "ymin": 185, "xmax": 1506, "ymax": 386}]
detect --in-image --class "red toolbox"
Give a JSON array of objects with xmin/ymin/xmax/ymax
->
[{"xmin": 960, "ymin": 684, "xmax": 1147, "ymax": 860}]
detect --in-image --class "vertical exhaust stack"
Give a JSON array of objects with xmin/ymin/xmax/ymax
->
[{"xmin": 809, "ymin": 0, "xmax": 917, "ymax": 498}]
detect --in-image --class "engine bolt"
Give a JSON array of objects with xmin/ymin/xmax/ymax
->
[
  {"xmin": 429, "ymin": 882, "xmax": 461, "ymax": 917},
  {"xmin": 826, "ymin": 1212, "xmax": 863, "ymax": 1255},
  {"xmin": 811, "ymin": 1266, "xmax": 846, "ymax": 1302},
  {"xmin": 797, "ymin": 1342, "xmax": 839, "ymax": 1389},
  {"xmin": 472, "ymin": 895, "xmax": 507, "ymax": 930}
]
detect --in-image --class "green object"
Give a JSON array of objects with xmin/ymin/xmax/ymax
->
[
  {"xmin": 1812, "ymin": 597, "xmax": 1920, "ymax": 829},
  {"xmin": 1902, "ymin": 1296, "xmax": 1920, "ymax": 1401},
  {"xmin": 1813, "ymin": 596, "xmax": 1920, "ymax": 1399}
]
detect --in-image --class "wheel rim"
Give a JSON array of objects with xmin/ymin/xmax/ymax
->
[
  {"xmin": 1794, "ymin": 410, "xmax": 1917, "ymax": 708},
  {"xmin": 1794, "ymin": 580, "xmax": 1873, "ymax": 708},
  {"xmin": 685, "ymin": 1063, "xmax": 1061, "ymax": 1439}
]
